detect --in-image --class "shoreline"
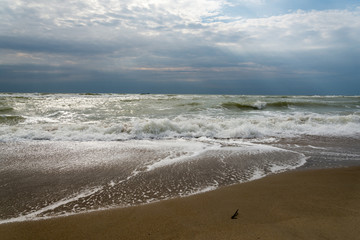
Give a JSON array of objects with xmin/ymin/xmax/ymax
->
[{"xmin": 1, "ymin": 166, "xmax": 359, "ymax": 240}]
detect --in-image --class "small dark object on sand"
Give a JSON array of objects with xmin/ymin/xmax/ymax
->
[{"xmin": 231, "ymin": 209, "xmax": 239, "ymax": 219}]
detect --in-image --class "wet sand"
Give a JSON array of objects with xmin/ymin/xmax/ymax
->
[
  {"xmin": 0, "ymin": 140, "xmax": 307, "ymax": 220},
  {"xmin": 1, "ymin": 166, "xmax": 359, "ymax": 240}
]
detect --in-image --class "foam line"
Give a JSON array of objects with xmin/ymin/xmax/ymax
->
[{"xmin": 0, "ymin": 187, "xmax": 102, "ymax": 224}]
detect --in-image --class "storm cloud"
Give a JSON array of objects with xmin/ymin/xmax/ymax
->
[{"xmin": 1, "ymin": 0, "xmax": 359, "ymax": 94}]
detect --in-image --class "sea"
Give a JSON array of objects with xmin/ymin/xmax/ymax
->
[{"xmin": 1, "ymin": 93, "xmax": 360, "ymax": 223}]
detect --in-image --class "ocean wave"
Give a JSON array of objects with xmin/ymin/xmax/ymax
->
[
  {"xmin": 221, "ymin": 102, "xmax": 265, "ymax": 110},
  {"xmin": 0, "ymin": 115, "xmax": 25, "ymax": 125},
  {"xmin": 0, "ymin": 107, "xmax": 14, "ymax": 113},
  {"xmin": 221, "ymin": 100, "xmax": 359, "ymax": 111},
  {"xmin": 0, "ymin": 93, "xmax": 359, "ymax": 141},
  {"xmin": 1, "ymin": 113, "xmax": 359, "ymax": 142}
]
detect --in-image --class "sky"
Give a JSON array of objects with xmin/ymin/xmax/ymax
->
[{"xmin": 0, "ymin": 0, "xmax": 359, "ymax": 95}]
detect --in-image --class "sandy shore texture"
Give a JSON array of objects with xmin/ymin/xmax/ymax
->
[{"xmin": 1, "ymin": 166, "xmax": 359, "ymax": 240}]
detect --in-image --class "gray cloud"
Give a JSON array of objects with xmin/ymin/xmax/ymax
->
[
  {"xmin": 0, "ymin": 35, "xmax": 119, "ymax": 55},
  {"xmin": 0, "ymin": 0, "xmax": 359, "ymax": 94}
]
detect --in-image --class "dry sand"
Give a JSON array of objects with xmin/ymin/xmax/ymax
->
[{"xmin": 1, "ymin": 166, "xmax": 359, "ymax": 240}]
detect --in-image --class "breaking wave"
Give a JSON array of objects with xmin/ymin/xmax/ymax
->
[
  {"xmin": 0, "ymin": 93, "xmax": 359, "ymax": 142},
  {"xmin": 0, "ymin": 115, "xmax": 25, "ymax": 125},
  {"xmin": 221, "ymin": 100, "xmax": 360, "ymax": 111},
  {"xmin": 1, "ymin": 113, "xmax": 359, "ymax": 141}
]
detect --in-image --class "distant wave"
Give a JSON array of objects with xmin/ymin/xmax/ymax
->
[
  {"xmin": 0, "ymin": 115, "xmax": 25, "ymax": 125},
  {"xmin": 221, "ymin": 100, "xmax": 358, "ymax": 111},
  {"xmin": 266, "ymin": 101, "xmax": 333, "ymax": 108},
  {"xmin": 221, "ymin": 102, "xmax": 263, "ymax": 110},
  {"xmin": 0, "ymin": 107, "xmax": 14, "ymax": 113},
  {"xmin": 176, "ymin": 102, "xmax": 202, "ymax": 107},
  {"xmin": 79, "ymin": 93, "xmax": 102, "ymax": 96}
]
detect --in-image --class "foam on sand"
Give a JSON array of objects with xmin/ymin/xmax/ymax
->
[
  {"xmin": 0, "ymin": 140, "xmax": 307, "ymax": 224},
  {"xmin": 0, "ymin": 186, "xmax": 103, "ymax": 224}
]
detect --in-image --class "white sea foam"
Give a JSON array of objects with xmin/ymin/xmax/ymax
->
[
  {"xmin": 0, "ymin": 140, "xmax": 220, "ymax": 173},
  {"xmin": 0, "ymin": 138, "xmax": 310, "ymax": 224},
  {"xmin": 187, "ymin": 185, "xmax": 218, "ymax": 196},
  {"xmin": 1, "ymin": 93, "xmax": 360, "ymax": 142},
  {"xmin": 145, "ymin": 140, "xmax": 221, "ymax": 171},
  {"xmin": 269, "ymin": 154, "xmax": 308, "ymax": 172},
  {"xmin": 0, "ymin": 186, "xmax": 102, "ymax": 224},
  {"xmin": 248, "ymin": 168, "xmax": 267, "ymax": 181},
  {"xmin": 1, "ymin": 112, "xmax": 359, "ymax": 142}
]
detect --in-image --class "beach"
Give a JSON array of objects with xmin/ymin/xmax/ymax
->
[
  {"xmin": 1, "ymin": 93, "xmax": 360, "ymax": 238},
  {"xmin": 1, "ymin": 166, "xmax": 359, "ymax": 240}
]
